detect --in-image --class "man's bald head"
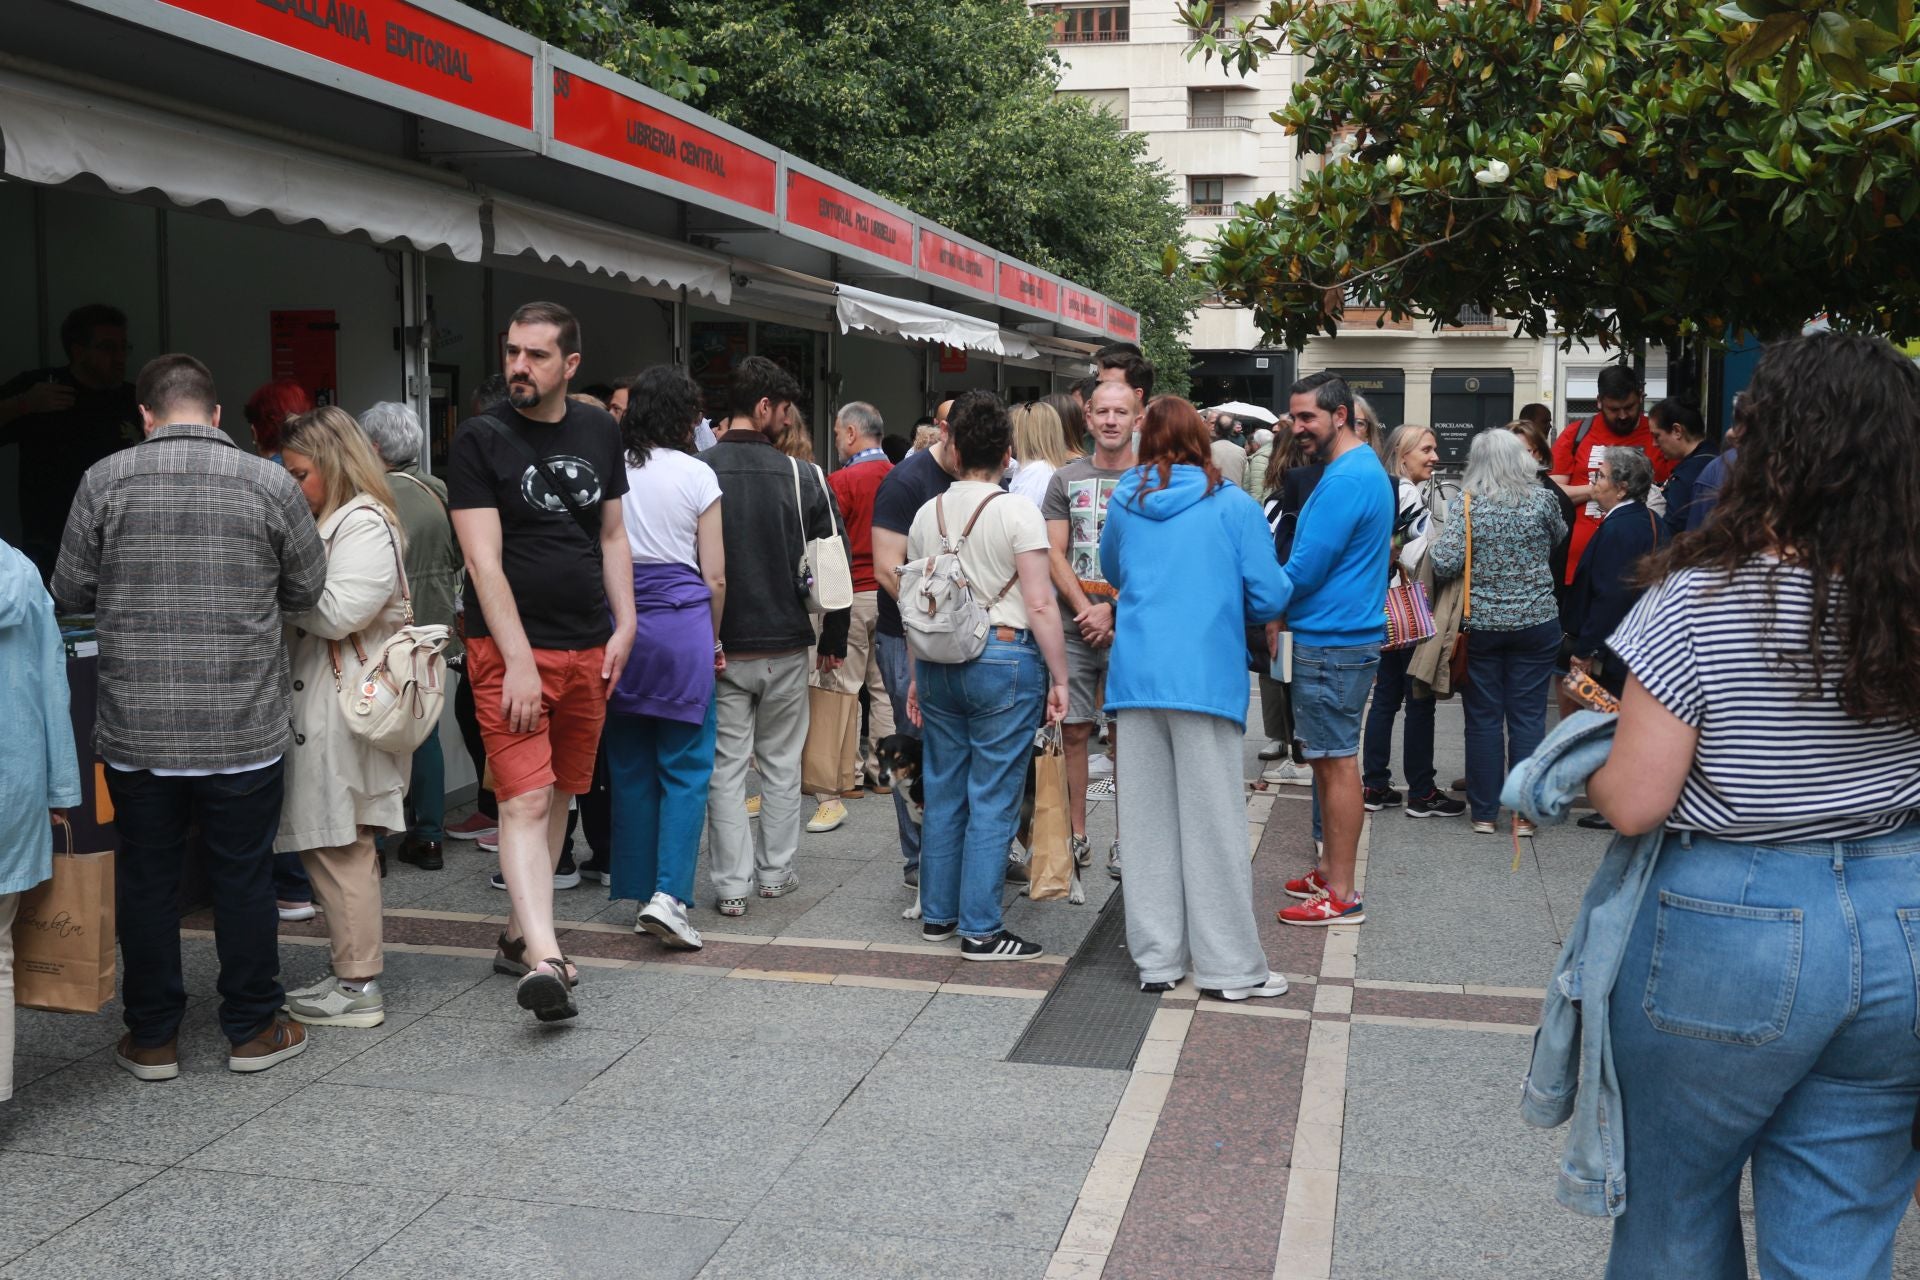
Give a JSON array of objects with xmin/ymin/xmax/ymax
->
[{"xmin": 935, "ymin": 399, "xmax": 954, "ymax": 430}]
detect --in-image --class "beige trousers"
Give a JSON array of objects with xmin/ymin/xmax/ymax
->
[
  {"xmin": 814, "ymin": 590, "xmax": 894, "ymax": 788},
  {"xmin": 298, "ymin": 828, "xmax": 384, "ymax": 979}
]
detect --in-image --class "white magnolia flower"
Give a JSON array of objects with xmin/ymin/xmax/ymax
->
[
  {"xmin": 1562, "ymin": 71, "xmax": 1588, "ymax": 92},
  {"xmin": 1383, "ymin": 153, "xmax": 1406, "ymax": 176},
  {"xmin": 1474, "ymin": 159, "xmax": 1511, "ymax": 186}
]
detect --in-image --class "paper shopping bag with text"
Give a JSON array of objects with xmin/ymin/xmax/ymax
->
[{"xmin": 13, "ymin": 818, "xmax": 116, "ymax": 1014}]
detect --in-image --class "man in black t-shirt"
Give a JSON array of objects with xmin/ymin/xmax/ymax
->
[
  {"xmin": 870, "ymin": 415, "xmax": 963, "ymax": 889},
  {"xmin": 446, "ymin": 301, "xmax": 634, "ymax": 1023},
  {"xmin": 0, "ymin": 304, "xmax": 140, "ymax": 579}
]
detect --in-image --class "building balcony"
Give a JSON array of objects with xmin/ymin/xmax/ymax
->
[
  {"xmin": 1188, "ymin": 114, "xmax": 1253, "ymax": 130},
  {"xmin": 1147, "ymin": 127, "xmax": 1261, "ymax": 177},
  {"xmin": 1053, "ymin": 28, "xmax": 1130, "ymax": 43},
  {"xmin": 1188, "ymin": 202, "xmax": 1226, "ymax": 217}
]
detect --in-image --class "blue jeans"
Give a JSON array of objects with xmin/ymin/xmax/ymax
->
[
  {"xmin": 272, "ymin": 851, "xmax": 311, "ymax": 904},
  {"xmin": 875, "ymin": 631, "xmax": 921, "ymax": 875},
  {"xmin": 105, "ymin": 761, "xmax": 287, "ymax": 1046},
  {"xmin": 1461, "ymin": 619, "xmax": 1560, "ymax": 822},
  {"xmin": 406, "ymin": 732, "xmax": 446, "ymax": 843},
  {"xmin": 916, "ymin": 636, "xmax": 1045, "ymax": 938},
  {"xmin": 1606, "ymin": 826, "xmax": 1920, "ymax": 1279},
  {"xmin": 1292, "ymin": 643, "xmax": 1380, "ymax": 759},
  {"xmin": 1361, "ymin": 644, "xmax": 1435, "ymax": 795},
  {"xmin": 604, "ymin": 701, "xmax": 717, "ymax": 907}
]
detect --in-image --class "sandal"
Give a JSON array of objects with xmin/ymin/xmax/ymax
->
[
  {"xmin": 716, "ymin": 897, "xmax": 747, "ymax": 918},
  {"xmin": 515, "ymin": 957, "xmax": 578, "ymax": 1022},
  {"xmin": 495, "ymin": 935, "xmax": 578, "ymax": 985}
]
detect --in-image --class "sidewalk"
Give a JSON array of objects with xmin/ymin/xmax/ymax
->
[{"xmin": 3, "ymin": 699, "xmax": 1915, "ymax": 1278}]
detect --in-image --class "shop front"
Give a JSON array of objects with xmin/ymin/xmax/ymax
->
[{"xmin": 1428, "ymin": 367, "xmax": 1515, "ymax": 466}]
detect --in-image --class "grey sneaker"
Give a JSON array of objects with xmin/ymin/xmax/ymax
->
[
  {"xmin": 1107, "ymin": 840, "xmax": 1122, "ymax": 881},
  {"xmin": 758, "ymin": 872, "xmax": 801, "ymax": 899},
  {"xmin": 1071, "ymin": 834, "xmax": 1091, "ymax": 869},
  {"xmin": 284, "ymin": 975, "xmax": 385, "ymax": 1028},
  {"xmin": 636, "ymin": 891, "xmax": 703, "ymax": 950}
]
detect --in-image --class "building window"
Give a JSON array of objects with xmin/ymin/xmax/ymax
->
[
  {"xmin": 1045, "ymin": 4, "xmax": 1130, "ymax": 44},
  {"xmin": 1074, "ymin": 88, "xmax": 1129, "ymax": 128},
  {"xmin": 1188, "ymin": 89, "xmax": 1251, "ymax": 130},
  {"xmin": 1446, "ymin": 303, "xmax": 1497, "ymax": 327},
  {"xmin": 1189, "ymin": 177, "xmax": 1226, "ymax": 216}
]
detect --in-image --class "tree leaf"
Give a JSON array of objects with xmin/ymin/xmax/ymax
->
[{"xmin": 1727, "ymin": 12, "xmax": 1801, "ymax": 76}]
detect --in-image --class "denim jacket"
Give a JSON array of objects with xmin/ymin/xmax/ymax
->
[{"xmin": 1501, "ymin": 710, "xmax": 1667, "ymax": 1218}]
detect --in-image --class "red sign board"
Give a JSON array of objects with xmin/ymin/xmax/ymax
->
[
  {"xmin": 158, "ymin": 0, "xmax": 534, "ymax": 129},
  {"xmin": 270, "ymin": 309, "xmax": 339, "ymax": 406},
  {"xmin": 1061, "ymin": 287, "xmax": 1104, "ymax": 331},
  {"xmin": 786, "ymin": 172, "xmax": 913, "ymax": 266},
  {"xmin": 999, "ymin": 264, "xmax": 1058, "ymax": 314},
  {"xmin": 1105, "ymin": 306, "xmax": 1140, "ymax": 343},
  {"xmin": 552, "ymin": 71, "xmax": 778, "ymax": 214},
  {"xmin": 920, "ymin": 230, "xmax": 993, "ymax": 296},
  {"xmin": 938, "ymin": 345, "xmax": 969, "ymax": 374}
]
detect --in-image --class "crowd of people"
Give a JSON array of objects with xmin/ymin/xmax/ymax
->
[{"xmin": 5, "ymin": 296, "xmax": 1920, "ymax": 1280}]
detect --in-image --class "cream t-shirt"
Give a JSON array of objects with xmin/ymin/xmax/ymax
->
[{"xmin": 906, "ymin": 480, "xmax": 1049, "ymax": 631}]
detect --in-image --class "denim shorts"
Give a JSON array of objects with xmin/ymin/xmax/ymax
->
[{"xmin": 1292, "ymin": 642, "xmax": 1381, "ymax": 759}]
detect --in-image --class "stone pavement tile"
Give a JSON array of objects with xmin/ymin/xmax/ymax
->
[
  {"xmin": 1105, "ymin": 1151, "xmax": 1289, "ymax": 1275},
  {"xmin": 1340, "ymin": 1025, "xmax": 1566, "ymax": 1185},
  {"xmin": 8, "ymin": 1057, "xmax": 69, "ymax": 1092},
  {"xmin": 650, "ymin": 976, "xmax": 931, "ymax": 1050},
  {"xmin": 369, "ymin": 861, "xmax": 466, "ymax": 909},
  {"xmin": 938, "ymin": 960, "xmax": 1060, "ymax": 991},
  {"xmin": 999, "ymin": 889, "xmax": 1113, "ymax": 958},
  {"xmin": 182, "ymin": 1082, "xmax": 549, "ymax": 1189},
  {"xmin": 9, "ymin": 999, "xmax": 139, "ymax": 1061},
  {"xmin": 559, "ymin": 930, "xmax": 763, "ymax": 971},
  {"xmin": 306, "ymin": 947, "xmax": 497, "ymax": 1017},
  {"xmin": 159, "ymin": 1008, "xmax": 427, "ymax": 1086},
  {"xmin": 351, "ymin": 1196, "xmax": 734, "ymax": 1280},
  {"xmin": 390, "ymin": 867, "xmax": 522, "ymax": 917},
  {"xmin": 747, "ymin": 944, "xmax": 958, "ymax": 984},
  {"xmin": 832, "ymin": 854, "xmax": 929, "ymax": 901},
  {"xmin": 433, "ymin": 967, "xmax": 723, "ymax": 1032},
  {"xmin": 568, "ymin": 1037, "xmax": 881, "ymax": 1130},
  {"xmin": 0, "ymin": 1152, "xmax": 164, "ymax": 1265},
  {"xmin": 751, "ymin": 1131, "xmax": 1094, "ymax": 1252},
  {"xmin": 777, "ymin": 890, "xmax": 941, "ymax": 944},
  {"xmin": 1147, "ymin": 1016, "xmax": 1307, "ymax": 1170},
  {"xmin": 1350, "ymin": 821, "xmax": 1566, "ymax": 990},
  {"xmin": 1332, "ymin": 1172, "xmax": 1609, "ymax": 1279},
  {"xmin": 827, "ymin": 1058, "xmax": 1127, "ymax": 1151},
  {"xmin": 1349, "ymin": 987, "xmax": 1539, "ymax": 1026},
  {"xmin": 319, "ymin": 1012, "xmax": 642, "ymax": 1103},
  {"xmin": 884, "ymin": 992, "xmax": 1036, "ymax": 1061},
  {"xmin": 464, "ymin": 1109, "xmax": 816, "ymax": 1220},
  {"xmin": 0, "ymin": 1058, "xmax": 298, "ymax": 1165},
  {"xmin": 0, "ymin": 1168, "xmax": 436, "ymax": 1280},
  {"xmin": 1101, "ymin": 1259, "xmax": 1268, "ymax": 1280},
  {"xmin": 681, "ymin": 878, "xmax": 838, "ymax": 938},
  {"xmin": 695, "ymin": 1223, "xmax": 1050, "ymax": 1280}
]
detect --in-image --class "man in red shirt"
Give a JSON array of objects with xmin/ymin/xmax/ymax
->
[
  {"xmin": 1550, "ymin": 364, "xmax": 1676, "ymax": 584},
  {"xmin": 806, "ymin": 401, "xmax": 897, "ymax": 832}
]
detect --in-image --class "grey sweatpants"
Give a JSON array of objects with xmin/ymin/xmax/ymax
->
[
  {"xmin": 1115, "ymin": 708, "xmax": 1271, "ymax": 990},
  {"xmin": 707, "ymin": 651, "xmax": 809, "ymax": 899}
]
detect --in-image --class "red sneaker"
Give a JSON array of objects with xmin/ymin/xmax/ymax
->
[
  {"xmin": 446, "ymin": 811, "xmax": 498, "ymax": 842},
  {"xmin": 1279, "ymin": 893, "xmax": 1365, "ymax": 926},
  {"xmin": 1283, "ymin": 867, "xmax": 1328, "ymax": 900}
]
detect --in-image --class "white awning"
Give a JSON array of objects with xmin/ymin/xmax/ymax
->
[
  {"xmin": 488, "ymin": 196, "xmax": 732, "ymax": 303},
  {"xmin": 0, "ymin": 71, "xmax": 483, "ymax": 260},
  {"xmin": 836, "ymin": 283, "xmax": 1007, "ymax": 356}
]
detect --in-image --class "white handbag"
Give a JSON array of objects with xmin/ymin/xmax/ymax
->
[{"xmin": 790, "ymin": 457, "xmax": 854, "ymax": 613}]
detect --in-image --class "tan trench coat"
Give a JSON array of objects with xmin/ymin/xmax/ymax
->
[{"xmin": 275, "ymin": 494, "xmax": 410, "ymax": 852}]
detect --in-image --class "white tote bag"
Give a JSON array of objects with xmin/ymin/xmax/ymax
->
[{"xmin": 791, "ymin": 457, "xmax": 854, "ymax": 613}]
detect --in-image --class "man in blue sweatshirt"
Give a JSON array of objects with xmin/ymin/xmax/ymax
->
[{"xmin": 1273, "ymin": 372, "xmax": 1393, "ymax": 926}]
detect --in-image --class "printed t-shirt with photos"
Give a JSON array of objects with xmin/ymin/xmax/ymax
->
[
  {"xmin": 447, "ymin": 399, "xmax": 628, "ymax": 651},
  {"xmin": 1041, "ymin": 457, "xmax": 1129, "ymax": 610}
]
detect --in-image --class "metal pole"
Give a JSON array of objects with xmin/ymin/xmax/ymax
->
[{"xmin": 399, "ymin": 249, "xmax": 432, "ymax": 468}]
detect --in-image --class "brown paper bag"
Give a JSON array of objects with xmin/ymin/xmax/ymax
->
[
  {"xmin": 13, "ymin": 817, "xmax": 116, "ymax": 1014},
  {"xmin": 803, "ymin": 684, "xmax": 859, "ymax": 796},
  {"xmin": 1027, "ymin": 731, "xmax": 1074, "ymax": 901}
]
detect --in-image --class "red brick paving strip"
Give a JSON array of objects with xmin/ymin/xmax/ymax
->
[{"xmin": 1350, "ymin": 986, "xmax": 1541, "ymax": 1025}]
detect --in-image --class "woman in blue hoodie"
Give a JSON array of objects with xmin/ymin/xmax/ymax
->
[{"xmin": 1100, "ymin": 397, "xmax": 1295, "ymax": 1000}]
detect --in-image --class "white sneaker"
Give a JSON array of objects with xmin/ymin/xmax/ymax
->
[
  {"xmin": 636, "ymin": 892, "xmax": 703, "ymax": 950},
  {"xmin": 277, "ymin": 902, "xmax": 316, "ymax": 922},
  {"xmin": 1087, "ymin": 752, "xmax": 1114, "ymax": 778},
  {"xmin": 1201, "ymin": 971, "xmax": 1290, "ymax": 1002},
  {"xmin": 1258, "ymin": 740, "xmax": 1287, "ymax": 760},
  {"xmin": 806, "ymin": 799, "xmax": 848, "ymax": 833},
  {"xmin": 284, "ymin": 975, "xmax": 386, "ymax": 1028},
  {"xmin": 1261, "ymin": 760, "xmax": 1314, "ymax": 787}
]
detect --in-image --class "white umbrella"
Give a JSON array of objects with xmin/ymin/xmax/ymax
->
[{"xmin": 1204, "ymin": 400, "xmax": 1279, "ymax": 424}]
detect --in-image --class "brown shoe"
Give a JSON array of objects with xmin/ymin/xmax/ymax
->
[
  {"xmin": 228, "ymin": 1016, "xmax": 308, "ymax": 1074},
  {"xmin": 113, "ymin": 1033, "xmax": 180, "ymax": 1082},
  {"xmin": 840, "ymin": 787, "xmax": 867, "ymax": 800}
]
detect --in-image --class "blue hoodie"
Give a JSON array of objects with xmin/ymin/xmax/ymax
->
[
  {"xmin": 1099, "ymin": 466, "xmax": 1293, "ymax": 727},
  {"xmin": 1285, "ymin": 443, "xmax": 1394, "ymax": 646},
  {"xmin": 0, "ymin": 539, "xmax": 82, "ymax": 895}
]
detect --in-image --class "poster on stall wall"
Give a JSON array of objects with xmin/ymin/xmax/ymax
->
[
  {"xmin": 270, "ymin": 310, "xmax": 339, "ymax": 407},
  {"xmin": 939, "ymin": 345, "xmax": 969, "ymax": 374}
]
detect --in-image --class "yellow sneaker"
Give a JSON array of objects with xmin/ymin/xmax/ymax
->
[
  {"xmin": 745, "ymin": 795, "xmax": 762, "ymax": 818},
  {"xmin": 805, "ymin": 799, "xmax": 848, "ymax": 833}
]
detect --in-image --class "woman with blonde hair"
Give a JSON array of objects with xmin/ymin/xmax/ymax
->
[
  {"xmin": 1009, "ymin": 401, "xmax": 1076, "ymax": 507},
  {"xmin": 276, "ymin": 406, "xmax": 409, "ymax": 1028}
]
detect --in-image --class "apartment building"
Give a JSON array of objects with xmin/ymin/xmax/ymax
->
[{"xmin": 1040, "ymin": 0, "xmax": 1639, "ymax": 459}]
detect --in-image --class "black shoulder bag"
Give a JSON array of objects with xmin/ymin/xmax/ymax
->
[{"xmin": 478, "ymin": 413, "xmax": 602, "ymax": 546}]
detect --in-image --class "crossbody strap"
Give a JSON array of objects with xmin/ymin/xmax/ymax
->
[
  {"xmin": 322, "ymin": 506, "xmax": 413, "ymax": 688},
  {"xmin": 479, "ymin": 414, "xmax": 600, "ymax": 545},
  {"xmin": 390, "ymin": 468, "xmax": 448, "ymax": 514},
  {"xmin": 1462, "ymin": 494, "xmax": 1473, "ymax": 621}
]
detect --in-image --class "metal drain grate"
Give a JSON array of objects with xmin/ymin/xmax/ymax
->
[{"xmin": 1006, "ymin": 886, "xmax": 1161, "ymax": 1070}]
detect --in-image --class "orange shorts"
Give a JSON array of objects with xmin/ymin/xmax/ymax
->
[{"xmin": 466, "ymin": 636, "xmax": 608, "ymax": 801}]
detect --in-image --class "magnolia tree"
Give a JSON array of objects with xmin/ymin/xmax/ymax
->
[{"xmin": 1179, "ymin": 0, "xmax": 1920, "ymax": 351}]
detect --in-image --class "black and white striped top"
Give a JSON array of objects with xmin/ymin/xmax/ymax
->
[{"xmin": 1609, "ymin": 561, "xmax": 1920, "ymax": 842}]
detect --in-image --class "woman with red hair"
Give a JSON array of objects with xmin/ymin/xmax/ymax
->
[
  {"xmin": 1099, "ymin": 395, "xmax": 1294, "ymax": 1000},
  {"xmin": 244, "ymin": 380, "xmax": 312, "ymax": 463}
]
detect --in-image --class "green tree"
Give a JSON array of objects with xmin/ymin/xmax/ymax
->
[
  {"xmin": 468, "ymin": 0, "xmax": 715, "ymax": 101},
  {"xmin": 1182, "ymin": 0, "xmax": 1920, "ymax": 352}
]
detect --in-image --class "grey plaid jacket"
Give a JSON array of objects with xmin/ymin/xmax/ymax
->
[{"xmin": 52, "ymin": 423, "xmax": 327, "ymax": 770}]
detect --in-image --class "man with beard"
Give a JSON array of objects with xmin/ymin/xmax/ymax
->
[
  {"xmin": 1272, "ymin": 372, "xmax": 1393, "ymax": 928},
  {"xmin": 447, "ymin": 301, "xmax": 635, "ymax": 1022},
  {"xmin": 1549, "ymin": 363, "xmax": 1674, "ymax": 584}
]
